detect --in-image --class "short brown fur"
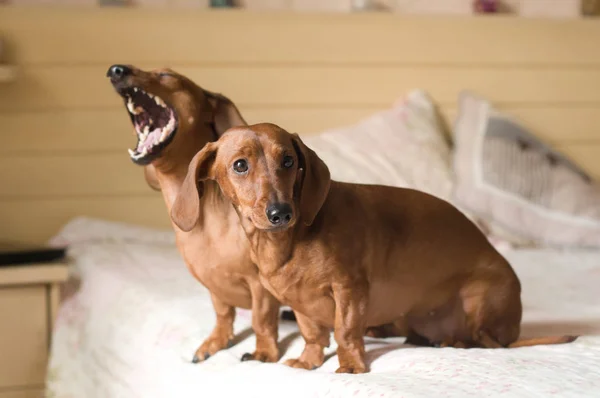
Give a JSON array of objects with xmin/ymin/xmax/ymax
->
[
  {"xmin": 109, "ymin": 67, "xmax": 281, "ymax": 363},
  {"xmin": 172, "ymin": 123, "xmax": 578, "ymax": 374}
]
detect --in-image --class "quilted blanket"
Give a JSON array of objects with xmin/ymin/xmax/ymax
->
[{"xmin": 46, "ymin": 218, "xmax": 600, "ymax": 398}]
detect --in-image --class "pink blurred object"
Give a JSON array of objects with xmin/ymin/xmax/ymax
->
[
  {"xmin": 132, "ymin": 0, "xmax": 207, "ymax": 7},
  {"xmin": 473, "ymin": 0, "xmax": 497, "ymax": 13}
]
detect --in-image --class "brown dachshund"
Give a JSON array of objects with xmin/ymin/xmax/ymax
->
[
  {"xmin": 170, "ymin": 123, "xmax": 577, "ymax": 374},
  {"xmin": 107, "ymin": 65, "xmax": 282, "ymax": 363}
]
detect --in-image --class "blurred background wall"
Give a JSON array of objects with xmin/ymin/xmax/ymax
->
[
  {"xmin": 1, "ymin": 0, "xmax": 599, "ymax": 17},
  {"xmin": 0, "ymin": 0, "xmax": 598, "ymax": 244}
]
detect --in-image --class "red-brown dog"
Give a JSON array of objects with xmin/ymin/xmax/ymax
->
[
  {"xmin": 170, "ymin": 123, "xmax": 577, "ymax": 374},
  {"xmin": 107, "ymin": 65, "xmax": 282, "ymax": 363}
]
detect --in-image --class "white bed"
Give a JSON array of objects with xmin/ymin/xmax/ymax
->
[{"xmin": 46, "ymin": 217, "xmax": 600, "ymax": 398}]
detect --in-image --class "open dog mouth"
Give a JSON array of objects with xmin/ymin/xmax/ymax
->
[{"xmin": 121, "ymin": 87, "xmax": 178, "ymax": 164}]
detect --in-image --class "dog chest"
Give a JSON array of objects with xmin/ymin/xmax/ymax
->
[{"xmin": 259, "ymin": 271, "xmax": 336, "ymax": 326}]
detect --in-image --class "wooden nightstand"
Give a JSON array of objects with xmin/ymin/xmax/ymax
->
[{"xmin": 0, "ymin": 263, "xmax": 69, "ymax": 398}]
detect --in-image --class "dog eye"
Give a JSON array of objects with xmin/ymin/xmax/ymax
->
[
  {"xmin": 282, "ymin": 155, "xmax": 294, "ymax": 169},
  {"xmin": 233, "ymin": 159, "xmax": 249, "ymax": 174}
]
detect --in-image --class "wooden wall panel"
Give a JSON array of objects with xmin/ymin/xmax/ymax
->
[
  {"xmin": 0, "ymin": 8, "xmax": 599, "ymax": 243},
  {"xmin": 1, "ymin": 142, "xmax": 596, "ymax": 201},
  {"xmin": 2, "ymin": 8, "xmax": 600, "ymax": 66},
  {"xmin": 0, "ymin": 196, "xmax": 169, "ymax": 243},
  {"xmin": 0, "ymin": 154, "xmax": 150, "ymax": 197},
  {"xmin": 2, "ymin": 106, "xmax": 599, "ymax": 154},
  {"xmin": 3, "ymin": 66, "xmax": 600, "ymax": 112}
]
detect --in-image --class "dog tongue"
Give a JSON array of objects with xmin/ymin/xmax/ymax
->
[{"xmin": 137, "ymin": 128, "xmax": 161, "ymax": 153}]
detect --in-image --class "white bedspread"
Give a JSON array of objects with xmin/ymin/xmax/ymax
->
[{"xmin": 46, "ymin": 218, "xmax": 600, "ymax": 398}]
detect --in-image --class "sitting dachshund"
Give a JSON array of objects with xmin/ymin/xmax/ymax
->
[
  {"xmin": 170, "ymin": 123, "xmax": 577, "ymax": 374},
  {"xmin": 107, "ymin": 65, "xmax": 283, "ymax": 363}
]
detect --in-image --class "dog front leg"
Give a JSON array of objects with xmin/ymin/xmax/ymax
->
[
  {"xmin": 240, "ymin": 281, "xmax": 280, "ymax": 363},
  {"xmin": 332, "ymin": 283, "xmax": 368, "ymax": 374},
  {"xmin": 192, "ymin": 292, "xmax": 235, "ymax": 363},
  {"xmin": 284, "ymin": 311, "xmax": 330, "ymax": 370}
]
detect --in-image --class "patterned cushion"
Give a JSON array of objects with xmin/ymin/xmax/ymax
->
[{"xmin": 452, "ymin": 91, "xmax": 600, "ymax": 248}]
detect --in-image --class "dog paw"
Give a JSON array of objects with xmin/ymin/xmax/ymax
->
[
  {"xmin": 240, "ymin": 350, "xmax": 279, "ymax": 363},
  {"xmin": 191, "ymin": 336, "xmax": 232, "ymax": 363},
  {"xmin": 335, "ymin": 365, "xmax": 367, "ymax": 374},
  {"xmin": 284, "ymin": 358, "xmax": 318, "ymax": 370}
]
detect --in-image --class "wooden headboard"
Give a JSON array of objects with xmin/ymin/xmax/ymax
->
[{"xmin": 1, "ymin": 8, "xmax": 599, "ymax": 244}]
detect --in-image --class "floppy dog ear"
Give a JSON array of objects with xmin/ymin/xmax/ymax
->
[
  {"xmin": 291, "ymin": 133, "xmax": 331, "ymax": 226},
  {"xmin": 170, "ymin": 142, "xmax": 218, "ymax": 232},
  {"xmin": 143, "ymin": 165, "xmax": 161, "ymax": 192},
  {"xmin": 204, "ymin": 90, "xmax": 247, "ymax": 136}
]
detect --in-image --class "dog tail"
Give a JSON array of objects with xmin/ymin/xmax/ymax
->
[{"xmin": 507, "ymin": 335, "xmax": 578, "ymax": 348}]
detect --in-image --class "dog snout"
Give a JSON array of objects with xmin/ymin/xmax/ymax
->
[
  {"xmin": 106, "ymin": 64, "xmax": 132, "ymax": 80},
  {"xmin": 266, "ymin": 203, "xmax": 293, "ymax": 226}
]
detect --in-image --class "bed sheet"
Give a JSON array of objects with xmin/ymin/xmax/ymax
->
[{"xmin": 46, "ymin": 218, "xmax": 600, "ymax": 398}]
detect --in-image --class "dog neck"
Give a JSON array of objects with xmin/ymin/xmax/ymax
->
[
  {"xmin": 152, "ymin": 123, "xmax": 226, "ymax": 215},
  {"xmin": 238, "ymin": 216, "xmax": 300, "ymax": 276}
]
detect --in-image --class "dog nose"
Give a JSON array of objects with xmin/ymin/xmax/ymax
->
[
  {"xmin": 266, "ymin": 203, "xmax": 293, "ymax": 226},
  {"xmin": 106, "ymin": 64, "xmax": 131, "ymax": 80}
]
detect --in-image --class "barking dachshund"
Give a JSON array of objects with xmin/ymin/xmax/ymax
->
[{"xmin": 107, "ymin": 65, "xmax": 282, "ymax": 363}]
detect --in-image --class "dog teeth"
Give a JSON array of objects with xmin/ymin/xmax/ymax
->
[
  {"xmin": 133, "ymin": 149, "xmax": 145, "ymax": 159},
  {"xmin": 141, "ymin": 126, "xmax": 150, "ymax": 141},
  {"xmin": 128, "ymin": 149, "xmax": 136, "ymax": 157},
  {"xmin": 154, "ymin": 96, "xmax": 166, "ymax": 107},
  {"xmin": 127, "ymin": 98, "xmax": 144, "ymax": 115},
  {"xmin": 137, "ymin": 125, "xmax": 150, "ymax": 144},
  {"xmin": 159, "ymin": 118, "xmax": 175, "ymax": 142},
  {"xmin": 141, "ymin": 147, "xmax": 148, "ymax": 156}
]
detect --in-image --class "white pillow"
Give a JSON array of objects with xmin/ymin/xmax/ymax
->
[{"xmin": 303, "ymin": 90, "xmax": 454, "ymax": 202}]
